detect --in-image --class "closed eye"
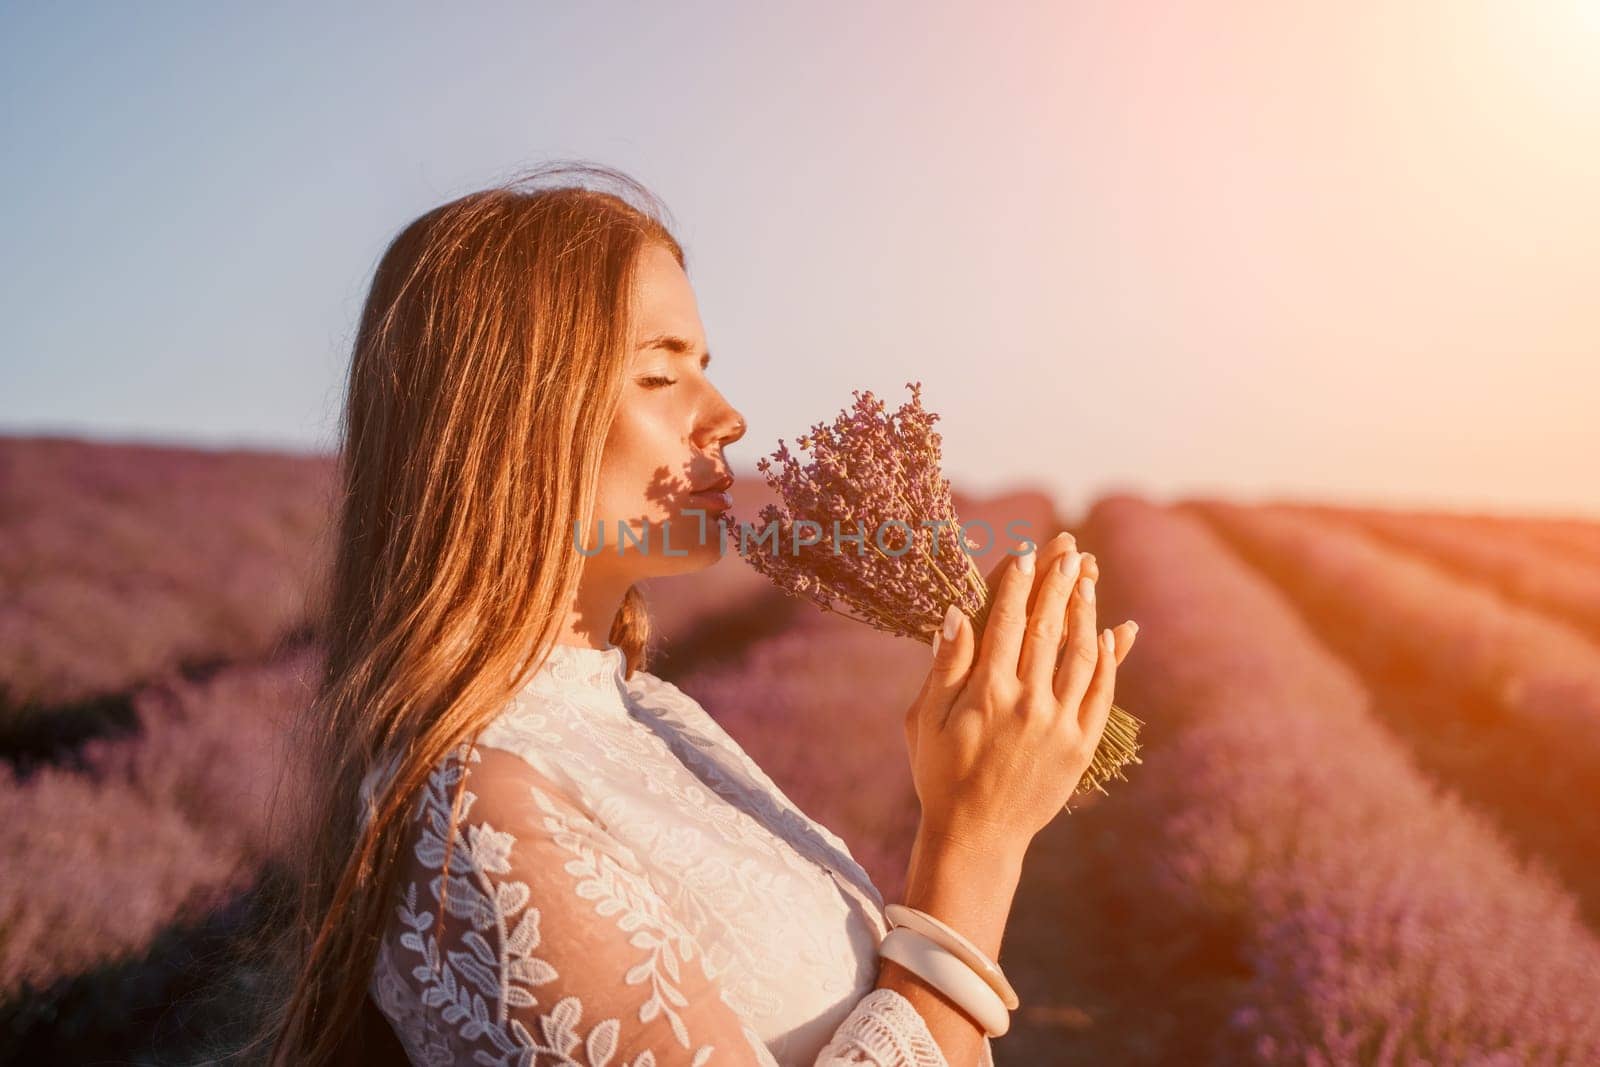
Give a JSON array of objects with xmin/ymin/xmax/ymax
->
[{"xmin": 637, "ymin": 375, "xmax": 677, "ymax": 388}]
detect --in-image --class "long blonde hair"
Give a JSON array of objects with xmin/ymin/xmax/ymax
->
[{"xmin": 249, "ymin": 162, "xmax": 681, "ymax": 1064}]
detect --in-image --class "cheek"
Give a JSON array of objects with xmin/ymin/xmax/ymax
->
[
  {"xmin": 597, "ymin": 406, "xmax": 683, "ymax": 516},
  {"xmin": 604, "ymin": 405, "xmax": 678, "ymax": 473}
]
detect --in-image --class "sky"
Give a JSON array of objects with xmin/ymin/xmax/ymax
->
[{"xmin": 3, "ymin": 1, "xmax": 1597, "ymax": 518}]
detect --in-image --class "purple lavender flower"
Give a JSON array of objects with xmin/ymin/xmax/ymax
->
[{"xmin": 731, "ymin": 381, "xmax": 1143, "ymax": 808}]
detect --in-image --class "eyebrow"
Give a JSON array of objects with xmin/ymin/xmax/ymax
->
[{"xmin": 636, "ymin": 332, "xmax": 712, "ymax": 368}]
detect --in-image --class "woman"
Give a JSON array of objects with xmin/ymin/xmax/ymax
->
[{"xmin": 263, "ymin": 162, "xmax": 1137, "ymax": 1066}]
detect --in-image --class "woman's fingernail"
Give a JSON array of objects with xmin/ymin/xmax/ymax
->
[
  {"xmin": 941, "ymin": 603, "xmax": 961, "ymax": 641},
  {"xmin": 1101, "ymin": 628, "xmax": 1115, "ymax": 653},
  {"xmin": 931, "ymin": 629, "xmax": 943, "ymax": 659},
  {"xmin": 1017, "ymin": 546, "xmax": 1035, "ymax": 574},
  {"xmin": 1080, "ymin": 575, "xmax": 1095, "ymax": 603}
]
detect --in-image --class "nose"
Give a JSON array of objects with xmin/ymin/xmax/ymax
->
[{"xmin": 695, "ymin": 396, "xmax": 747, "ymax": 453}]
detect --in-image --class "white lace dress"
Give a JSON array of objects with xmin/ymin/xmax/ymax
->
[{"xmin": 361, "ymin": 641, "xmax": 996, "ymax": 1067}]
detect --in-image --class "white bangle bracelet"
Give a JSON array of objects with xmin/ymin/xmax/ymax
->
[
  {"xmin": 884, "ymin": 904, "xmax": 1020, "ymax": 1010},
  {"xmin": 878, "ymin": 926, "xmax": 1012, "ymax": 1038}
]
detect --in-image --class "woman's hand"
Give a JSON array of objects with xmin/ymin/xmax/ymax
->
[{"xmin": 902, "ymin": 531, "xmax": 1138, "ymax": 851}]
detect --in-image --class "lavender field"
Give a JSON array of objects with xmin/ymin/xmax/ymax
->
[{"xmin": 3, "ymin": 434, "xmax": 1599, "ymax": 1065}]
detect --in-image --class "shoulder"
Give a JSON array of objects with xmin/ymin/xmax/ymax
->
[
  {"xmin": 623, "ymin": 664, "xmax": 690, "ymax": 702},
  {"xmin": 622, "ymin": 666, "xmax": 740, "ymax": 753},
  {"xmin": 623, "ymin": 666, "xmax": 717, "ymax": 729}
]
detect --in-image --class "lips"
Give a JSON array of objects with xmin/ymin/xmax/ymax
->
[
  {"xmin": 691, "ymin": 474, "xmax": 735, "ymax": 494},
  {"xmin": 687, "ymin": 474, "xmax": 735, "ymax": 511}
]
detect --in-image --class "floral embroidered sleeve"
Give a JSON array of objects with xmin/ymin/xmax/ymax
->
[{"xmin": 372, "ymin": 743, "xmax": 960, "ymax": 1067}]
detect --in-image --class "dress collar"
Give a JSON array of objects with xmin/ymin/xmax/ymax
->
[{"xmin": 519, "ymin": 640, "xmax": 631, "ymax": 708}]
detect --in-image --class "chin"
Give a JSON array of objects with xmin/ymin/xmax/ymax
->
[
  {"xmin": 652, "ymin": 545, "xmax": 724, "ymax": 579},
  {"xmin": 605, "ymin": 512, "xmax": 726, "ymax": 581},
  {"xmin": 660, "ymin": 513, "xmax": 732, "ymax": 569}
]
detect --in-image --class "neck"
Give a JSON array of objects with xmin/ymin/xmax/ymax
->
[{"xmin": 556, "ymin": 564, "xmax": 633, "ymax": 650}]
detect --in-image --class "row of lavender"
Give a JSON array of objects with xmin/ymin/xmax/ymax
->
[
  {"xmin": 1195, "ymin": 501, "xmax": 1600, "ymax": 926},
  {"xmin": 1031, "ymin": 497, "xmax": 1600, "ymax": 1065},
  {"xmin": 0, "ymin": 437, "xmax": 337, "ymax": 717}
]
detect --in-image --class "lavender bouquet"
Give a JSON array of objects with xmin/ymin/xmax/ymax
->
[{"xmin": 730, "ymin": 381, "xmax": 1143, "ymax": 809}]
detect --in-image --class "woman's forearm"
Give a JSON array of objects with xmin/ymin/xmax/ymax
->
[{"xmin": 872, "ymin": 821, "xmax": 1026, "ymax": 1066}]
